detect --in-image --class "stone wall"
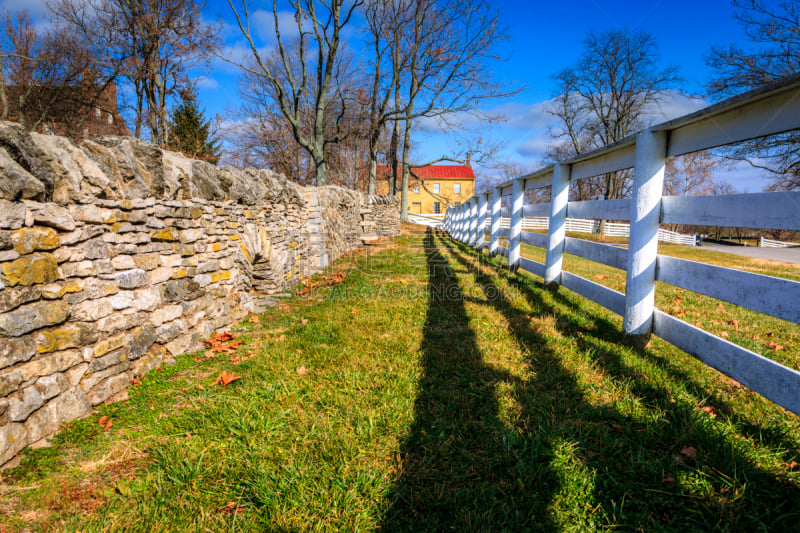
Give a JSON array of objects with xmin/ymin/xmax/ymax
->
[{"xmin": 0, "ymin": 122, "xmax": 399, "ymax": 466}]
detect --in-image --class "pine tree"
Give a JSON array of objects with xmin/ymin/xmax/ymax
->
[{"xmin": 167, "ymin": 87, "xmax": 221, "ymax": 164}]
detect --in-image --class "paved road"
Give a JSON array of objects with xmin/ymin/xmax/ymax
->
[{"xmin": 699, "ymin": 243, "xmax": 800, "ymax": 264}]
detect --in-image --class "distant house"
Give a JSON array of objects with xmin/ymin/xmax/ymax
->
[
  {"xmin": 376, "ymin": 162, "xmax": 476, "ymax": 215},
  {"xmin": 0, "ymin": 80, "xmax": 129, "ymax": 138}
]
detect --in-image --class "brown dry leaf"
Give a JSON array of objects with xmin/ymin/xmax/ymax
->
[
  {"xmin": 281, "ymin": 305, "xmax": 292, "ymax": 311},
  {"xmin": 277, "ymin": 334, "xmax": 286, "ymax": 342},
  {"xmin": 720, "ymin": 331, "xmax": 730, "ymax": 338},
  {"xmin": 296, "ymin": 366, "xmax": 308, "ymax": 376},
  {"xmin": 204, "ymin": 350, "xmax": 217, "ymax": 359},
  {"xmin": 680, "ymin": 445, "xmax": 697, "ymax": 459},
  {"xmin": 717, "ymin": 302, "xmax": 729, "ymax": 314},
  {"xmin": 248, "ymin": 314, "xmax": 260, "ymax": 323},
  {"xmin": 730, "ymin": 319, "xmax": 740, "ymax": 330},
  {"xmin": 701, "ymin": 405, "xmax": 717, "ymax": 418},
  {"xmin": 766, "ymin": 340, "xmax": 786, "ymax": 351},
  {"xmin": 787, "ymin": 461, "xmax": 798, "ymax": 470},
  {"xmin": 98, "ymin": 416, "xmax": 108, "ymax": 427},
  {"xmin": 217, "ymin": 501, "xmax": 245, "ymax": 515},
  {"xmin": 351, "ymin": 309, "xmax": 358, "ymax": 314},
  {"xmin": 212, "ymin": 371, "xmax": 242, "ymax": 387},
  {"xmin": 662, "ymin": 473, "xmax": 676, "ymax": 486},
  {"xmin": 611, "ymin": 423, "xmax": 623, "ymax": 431},
  {"xmin": 301, "ymin": 318, "xmax": 308, "ymax": 326},
  {"xmin": 594, "ymin": 274, "xmax": 609, "ymax": 281},
  {"xmin": 104, "ymin": 419, "xmax": 113, "ymax": 431}
]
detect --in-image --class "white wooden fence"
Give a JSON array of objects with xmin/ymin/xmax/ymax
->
[
  {"xmin": 444, "ymin": 74, "xmax": 800, "ymax": 416},
  {"xmin": 483, "ymin": 217, "xmax": 696, "ymax": 246},
  {"xmin": 761, "ymin": 236, "xmax": 799, "ymax": 248}
]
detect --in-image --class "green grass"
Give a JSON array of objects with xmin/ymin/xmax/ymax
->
[{"xmin": 2, "ymin": 227, "xmax": 799, "ymax": 532}]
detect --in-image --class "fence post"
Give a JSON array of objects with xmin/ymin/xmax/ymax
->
[
  {"xmin": 467, "ymin": 196, "xmax": 478, "ymax": 246},
  {"xmin": 477, "ymin": 193, "xmax": 488, "ymax": 249},
  {"xmin": 624, "ymin": 129, "xmax": 667, "ymax": 347},
  {"xmin": 508, "ymin": 178, "xmax": 524, "ymax": 270},
  {"xmin": 490, "ymin": 187, "xmax": 501, "ymax": 256},
  {"xmin": 459, "ymin": 204, "xmax": 466, "ymax": 242},
  {"xmin": 544, "ymin": 164, "xmax": 571, "ymax": 290}
]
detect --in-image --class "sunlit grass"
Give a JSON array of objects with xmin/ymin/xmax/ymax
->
[{"xmin": 2, "ymin": 226, "xmax": 799, "ymax": 532}]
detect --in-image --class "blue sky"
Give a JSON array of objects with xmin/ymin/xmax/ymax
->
[{"xmin": 1, "ymin": 0, "xmax": 777, "ymax": 191}]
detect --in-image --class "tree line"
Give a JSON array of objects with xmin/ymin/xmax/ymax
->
[{"xmin": 0, "ymin": 0, "xmax": 797, "ymax": 222}]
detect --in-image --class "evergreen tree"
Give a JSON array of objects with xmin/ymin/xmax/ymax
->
[{"xmin": 167, "ymin": 86, "xmax": 221, "ymax": 164}]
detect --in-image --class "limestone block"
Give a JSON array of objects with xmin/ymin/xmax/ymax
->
[
  {"xmin": 94, "ymin": 259, "xmax": 114, "ymax": 275},
  {"xmin": 132, "ymin": 287, "xmax": 161, "ymax": 311},
  {"xmin": 0, "ymin": 200, "xmax": 26, "ymax": 230},
  {"xmin": 156, "ymin": 320, "xmax": 186, "ymax": 344},
  {"xmin": 11, "ymin": 227, "xmax": 59, "ymax": 255},
  {"xmin": 160, "ymin": 254, "xmax": 182, "ymax": 268},
  {"xmin": 93, "ymin": 333, "xmax": 126, "ymax": 357},
  {"xmin": 0, "ymin": 286, "xmax": 42, "ymax": 313},
  {"xmin": 114, "ymin": 269, "xmax": 148, "ymax": 289},
  {"xmin": 1, "ymin": 253, "xmax": 59, "ymax": 287},
  {"xmin": 80, "ymin": 361, "xmax": 131, "ymax": 392},
  {"xmin": 89, "ymin": 350, "xmax": 127, "ymax": 373},
  {"xmin": 149, "ymin": 267, "xmax": 175, "ymax": 284},
  {"xmin": 0, "ymin": 147, "xmax": 45, "ymax": 201},
  {"xmin": 16, "ymin": 350, "xmax": 83, "ymax": 385},
  {"xmin": 40, "ymin": 281, "xmax": 82, "ymax": 300},
  {"xmin": 0, "ymin": 423, "xmax": 27, "ymax": 466},
  {"xmin": 65, "ymin": 363, "xmax": 89, "ymax": 388},
  {"xmin": 87, "ymin": 373, "xmax": 130, "ymax": 405},
  {"xmin": 162, "ymin": 278, "xmax": 203, "ymax": 303},
  {"xmin": 0, "ymin": 250, "xmax": 18, "ymax": 263},
  {"xmin": 83, "ymin": 238, "xmax": 108, "ymax": 260},
  {"xmin": 181, "ymin": 228, "xmax": 204, "ymax": 243},
  {"xmin": 72, "ymin": 297, "xmax": 114, "ymax": 322},
  {"xmin": 8, "ymin": 386, "xmax": 43, "ymax": 421},
  {"xmin": 25, "ymin": 387, "xmax": 91, "ymax": 443},
  {"xmin": 110, "ymin": 291, "xmax": 134, "ymax": 310},
  {"xmin": 0, "ymin": 300, "xmax": 70, "ymax": 337},
  {"xmin": 64, "ymin": 278, "xmax": 118, "ymax": 305},
  {"xmin": 128, "ymin": 325, "xmax": 156, "ymax": 359},
  {"xmin": 132, "ymin": 348, "xmax": 163, "ymax": 377},
  {"xmin": 93, "ymin": 311, "xmax": 144, "ymax": 334},
  {"xmin": 0, "ymin": 337, "xmax": 37, "ymax": 371},
  {"xmin": 133, "ymin": 253, "xmax": 161, "ymax": 271},
  {"xmin": 194, "ymin": 274, "xmax": 211, "ymax": 288},
  {"xmin": 34, "ymin": 373, "xmax": 69, "ymax": 401},
  {"xmin": 34, "ymin": 323, "xmax": 98, "ymax": 353},
  {"xmin": 153, "ymin": 304, "xmax": 183, "ymax": 327},
  {"xmin": 60, "ymin": 260, "xmax": 95, "ymax": 278},
  {"xmin": 111, "ymin": 255, "xmax": 136, "ymax": 270},
  {"xmin": 26, "ymin": 203, "xmax": 76, "ymax": 231},
  {"xmin": 197, "ymin": 260, "xmax": 220, "ymax": 274},
  {"xmin": 165, "ymin": 333, "xmax": 197, "ymax": 356}
]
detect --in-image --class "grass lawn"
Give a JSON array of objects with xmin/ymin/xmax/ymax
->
[{"xmin": 2, "ymin": 226, "xmax": 799, "ymax": 532}]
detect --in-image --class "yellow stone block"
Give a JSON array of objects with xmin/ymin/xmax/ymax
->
[
  {"xmin": 289, "ymin": 241, "xmax": 298, "ymax": 249},
  {"xmin": 171, "ymin": 269, "xmax": 188, "ymax": 279},
  {"xmin": 41, "ymin": 281, "xmax": 82, "ymax": 299},
  {"xmin": 109, "ymin": 222, "xmax": 122, "ymax": 233},
  {"xmin": 211, "ymin": 243, "xmax": 222, "ymax": 252},
  {"xmin": 36, "ymin": 324, "xmax": 97, "ymax": 353},
  {"xmin": 12, "ymin": 227, "xmax": 60, "ymax": 255},
  {"xmin": 228, "ymin": 234, "xmax": 240, "ymax": 241},
  {"xmin": 190, "ymin": 208, "xmax": 203, "ymax": 219},
  {"xmin": 94, "ymin": 334, "xmax": 126, "ymax": 358},
  {"xmin": 231, "ymin": 222, "xmax": 239, "ymax": 228},
  {"xmin": 1, "ymin": 253, "xmax": 59, "ymax": 287},
  {"xmin": 215, "ymin": 208, "xmax": 225, "ymax": 215},
  {"xmin": 151, "ymin": 228, "xmax": 180, "ymax": 242},
  {"xmin": 210, "ymin": 271, "xmax": 231, "ymax": 283},
  {"xmin": 238, "ymin": 242, "xmax": 252, "ymax": 263}
]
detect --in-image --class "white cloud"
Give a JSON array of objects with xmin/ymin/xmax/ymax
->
[{"xmin": 196, "ymin": 76, "xmax": 219, "ymax": 90}]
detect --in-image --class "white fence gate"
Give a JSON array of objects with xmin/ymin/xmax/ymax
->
[
  {"xmin": 444, "ymin": 74, "xmax": 800, "ymax": 416},
  {"xmin": 761, "ymin": 236, "xmax": 799, "ymax": 248}
]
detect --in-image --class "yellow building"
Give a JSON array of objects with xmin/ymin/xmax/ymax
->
[{"xmin": 376, "ymin": 165, "xmax": 476, "ymax": 214}]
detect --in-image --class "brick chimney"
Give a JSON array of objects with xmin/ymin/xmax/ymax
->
[{"xmin": 466, "ymin": 152, "xmax": 471, "ymax": 166}]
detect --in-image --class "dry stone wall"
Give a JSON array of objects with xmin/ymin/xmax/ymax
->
[{"xmin": 0, "ymin": 121, "xmax": 399, "ymax": 466}]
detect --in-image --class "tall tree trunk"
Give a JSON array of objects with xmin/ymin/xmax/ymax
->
[{"xmin": 400, "ymin": 114, "xmax": 413, "ymax": 221}]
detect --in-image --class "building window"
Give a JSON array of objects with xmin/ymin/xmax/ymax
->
[
  {"xmin": 454, "ymin": 183, "xmax": 461, "ymax": 194},
  {"xmin": 433, "ymin": 183, "xmax": 440, "ymax": 194},
  {"xmin": 433, "ymin": 202, "xmax": 441, "ymax": 214},
  {"xmin": 412, "ymin": 183, "xmax": 420, "ymax": 193},
  {"xmin": 108, "ymin": 113, "xmax": 113, "ymax": 125}
]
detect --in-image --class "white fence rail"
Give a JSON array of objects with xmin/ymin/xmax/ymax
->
[
  {"xmin": 761, "ymin": 236, "xmax": 799, "ymax": 248},
  {"xmin": 483, "ymin": 217, "xmax": 696, "ymax": 246},
  {"xmin": 443, "ymin": 74, "xmax": 800, "ymax": 416}
]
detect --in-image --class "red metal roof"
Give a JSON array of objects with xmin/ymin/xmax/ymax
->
[{"xmin": 377, "ymin": 164, "xmax": 475, "ymax": 180}]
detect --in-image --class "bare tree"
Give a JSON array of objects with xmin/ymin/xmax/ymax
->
[
  {"xmin": 706, "ymin": 0, "xmax": 800, "ymax": 190},
  {"xmin": 664, "ymin": 150, "xmax": 717, "ymax": 197},
  {"xmin": 0, "ymin": 10, "xmax": 116, "ymax": 136},
  {"xmin": 227, "ymin": 0, "xmax": 365, "ymax": 186},
  {"xmin": 49, "ymin": 0, "xmax": 220, "ymax": 145},
  {"xmin": 391, "ymin": 0, "xmax": 512, "ymax": 220},
  {"xmin": 548, "ymin": 29, "xmax": 679, "ymax": 201}
]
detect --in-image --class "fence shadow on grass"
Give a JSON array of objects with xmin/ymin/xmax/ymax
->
[
  {"xmin": 438, "ymin": 235, "xmax": 800, "ymax": 531},
  {"xmin": 380, "ymin": 227, "xmax": 559, "ymax": 531}
]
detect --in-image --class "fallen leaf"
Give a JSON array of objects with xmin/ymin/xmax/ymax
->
[
  {"xmin": 281, "ymin": 305, "xmax": 291, "ymax": 311},
  {"xmin": 594, "ymin": 274, "xmax": 609, "ymax": 281},
  {"xmin": 248, "ymin": 314, "xmax": 260, "ymax": 323},
  {"xmin": 217, "ymin": 501, "xmax": 245, "ymax": 515},
  {"xmin": 212, "ymin": 371, "xmax": 242, "ymax": 387},
  {"xmin": 720, "ymin": 331, "xmax": 729, "ymax": 338},
  {"xmin": 301, "ymin": 318, "xmax": 308, "ymax": 326},
  {"xmin": 98, "ymin": 416, "xmax": 108, "ymax": 427},
  {"xmin": 730, "ymin": 319, "xmax": 740, "ymax": 330},
  {"xmin": 766, "ymin": 340, "xmax": 786, "ymax": 351},
  {"xmin": 680, "ymin": 445, "xmax": 697, "ymax": 459},
  {"xmin": 611, "ymin": 423, "xmax": 623, "ymax": 431},
  {"xmin": 662, "ymin": 473, "xmax": 676, "ymax": 486},
  {"xmin": 787, "ymin": 461, "xmax": 798, "ymax": 470},
  {"xmin": 297, "ymin": 366, "xmax": 308, "ymax": 376},
  {"xmin": 277, "ymin": 334, "xmax": 286, "ymax": 342},
  {"xmin": 104, "ymin": 419, "xmax": 113, "ymax": 431},
  {"xmin": 701, "ymin": 405, "xmax": 717, "ymax": 418},
  {"xmin": 351, "ymin": 309, "xmax": 358, "ymax": 314}
]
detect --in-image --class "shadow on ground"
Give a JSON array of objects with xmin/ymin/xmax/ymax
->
[{"xmin": 380, "ymin": 228, "xmax": 800, "ymax": 532}]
